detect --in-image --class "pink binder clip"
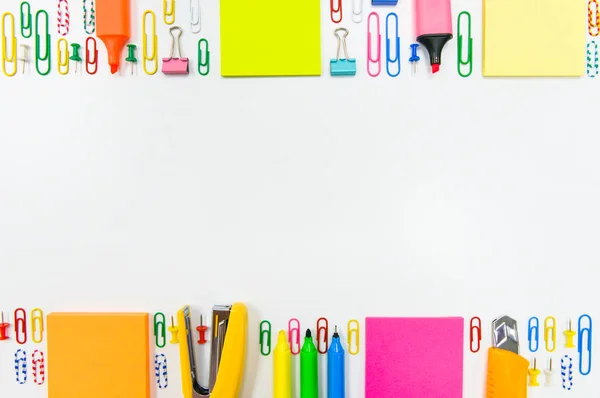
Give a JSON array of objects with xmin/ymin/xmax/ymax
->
[{"xmin": 162, "ymin": 26, "xmax": 189, "ymax": 75}]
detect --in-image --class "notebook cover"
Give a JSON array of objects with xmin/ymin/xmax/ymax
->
[
  {"xmin": 483, "ymin": 0, "xmax": 586, "ymax": 77},
  {"xmin": 365, "ymin": 317, "xmax": 464, "ymax": 398},
  {"xmin": 47, "ymin": 313, "xmax": 150, "ymax": 398},
  {"xmin": 220, "ymin": 0, "xmax": 321, "ymax": 77}
]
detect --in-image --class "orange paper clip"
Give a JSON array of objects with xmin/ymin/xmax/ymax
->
[
  {"xmin": 317, "ymin": 317, "xmax": 329, "ymax": 354},
  {"xmin": 14, "ymin": 308, "xmax": 26, "ymax": 345},
  {"xmin": 590, "ymin": 0, "xmax": 599, "ymax": 36},
  {"xmin": 470, "ymin": 316, "xmax": 482, "ymax": 353},
  {"xmin": 31, "ymin": 308, "xmax": 44, "ymax": 343},
  {"xmin": 288, "ymin": 318, "xmax": 301, "ymax": 355},
  {"xmin": 85, "ymin": 37, "xmax": 97, "ymax": 75},
  {"xmin": 348, "ymin": 319, "xmax": 360, "ymax": 355},
  {"xmin": 330, "ymin": 0, "xmax": 342, "ymax": 23}
]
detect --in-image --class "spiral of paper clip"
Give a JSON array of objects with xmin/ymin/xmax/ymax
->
[
  {"xmin": 347, "ymin": 319, "xmax": 360, "ymax": 355},
  {"xmin": 577, "ymin": 314, "xmax": 592, "ymax": 376},
  {"xmin": 2, "ymin": 12, "xmax": 18, "ymax": 77},
  {"xmin": 587, "ymin": 41, "xmax": 599, "ymax": 78},
  {"xmin": 367, "ymin": 12, "xmax": 382, "ymax": 77},
  {"xmin": 20, "ymin": 2, "xmax": 32, "ymax": 38},
  {"xmin": 15, "ymin": 349, "xmax": 27, "ymax": 384},
  {"xmin": 57, "ymin": 0, "xmax": 70, "ymax": 36},
  {"xmin": 14, "ymin": 308, "xmax": 27, "ymax": 344},
  {"xmin": 83, "ymin": 0, "xmax": 95, "ymax": 34},
  {"xmin": 154, "ymin": 353, "xmax": 168, "ymax": 389},
  {"xmin": 142, "ymin": 10, "xmax": 158, "ymax": 75},
  {"xmin": 528, "ymin": 317, "xmax": 539, "ymax": 352},
  {"xmin": 544, "ymin": 316, "xmax": 556, "ymax": 352},
  {"xmin": 259, "ymin": 320, "xmax": 272, "ymax": 356},
  {"xmin": 316, "ymin": 317, "xmax": 329, "ymax": 354},
  {"xmin": 154, "ymin": 312, "xmax": 166, "ymax": 348},
  {"xmin": 590, "ymin": 0, "xmax": 599, "ymax": 36},
  {"xmin": 32, "ymin": 350, "xmax": 45, "ymax": 385},
  {"xmin": 85, "ymin": 36, "xmax": 97, "ymax": 75},
  {"xmin": 561, "ymin": 355, "xmax": 573, "ymax": 390},
  {"xmin": 31, "ymin": 308, "xmax": 44, "ymax": 344},
  {"xmin": 288, "ymin": 318, "xmax": 301, "ymax": 355},
  {"xmin": 164, "ymin": 0, "xmax": 175, "ymax": 25},
  {"xmin": 470, "ymin": 317, "xmax": 482, "ymax": 353}
]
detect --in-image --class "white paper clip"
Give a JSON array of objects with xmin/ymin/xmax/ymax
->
[
  {"xmin": 190, "ymin": 0, "xmax": 200, "ymax": 33},
  {"xmin": 352, "ymin": 0, "xmax": 363, "ymax": 23},
  {"xmin": 162, "ymin": 26, "xmax": 189, "ymax": 75}
]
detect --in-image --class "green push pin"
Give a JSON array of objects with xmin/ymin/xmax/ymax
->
[
  {"xmin": 70, "ymin": 43, "xmax": 82, "ymax": 74},
  {"xmin": 126, "ymin": 44, "xmax": 138, "ymax": 75}
]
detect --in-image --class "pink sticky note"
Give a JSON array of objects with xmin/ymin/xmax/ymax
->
[{"xmin": 366, "ymin": 317, "xmax": 464, "ymax": 398}]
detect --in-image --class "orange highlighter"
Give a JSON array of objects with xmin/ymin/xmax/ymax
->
[
  {"xmin": 486, "ymin": 315, "xmax": 530, "ymax": 398},
  {"xmin": 96, "ymin": 0, "xmax": 130, "ymax": 74}
]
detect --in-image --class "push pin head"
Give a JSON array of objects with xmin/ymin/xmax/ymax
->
[
  {"xmin": 0, "ymin": 312, "xmax": 9, "ymax": 341},
  {"xmin": 544, "ymin": 358, "xmax": 554, "ymax": 387},
  {"xmin": 126, "ymin": 44, "xmax": 138, "ymax": 75},
  {"xmin": 564, "ymin": 319, "xmax": 576, "ymax": 348},
  {"xmin": 70, "ymin": 43, "xmax": 82, "ymax": 74},
  {"xmin": 528, "ymin": 358, "xmax": 541, "ymax": 387},
  {"xmin": 409, "ymin": 43, "xmax": 421, "ymax": 74},
  {"xmin": 196, "ymin": 314, "xmax": 208, "ymax": 345},
  {"xmin": 168, "ymin": 315, "xmax": 179, "ymax": 344},
  {"xmin": 17, "ymin": 45, "xmax": 29, "ymax": 74}
]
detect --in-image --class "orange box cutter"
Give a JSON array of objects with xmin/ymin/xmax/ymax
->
[{"xmin": 486, "ymin": 316, "xmax": 530, "ymax": 398}]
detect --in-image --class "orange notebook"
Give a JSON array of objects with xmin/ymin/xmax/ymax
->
[{"xmin": 47, "ymin": 313, "xmax": 150, "ymax": 398}]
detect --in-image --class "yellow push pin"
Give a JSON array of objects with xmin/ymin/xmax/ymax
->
[
  {"xmin": 528, "ymin": 358, "xmax": 541, "ymax": 387},
  {"xmin": 564, "ymin": 319, "xmax": 576, "ymax": 348},
  {"xmin": 168, "ymin": 315, "xmax": 179, "ymax": 344},
  {"xmin": 544, "ymin": 358, "xmax": 553, "ymax": 387}
]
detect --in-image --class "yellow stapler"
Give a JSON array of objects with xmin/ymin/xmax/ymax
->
[{"xmin": 177, "ymin": 303, "xmax": 247, "ymax": 398}]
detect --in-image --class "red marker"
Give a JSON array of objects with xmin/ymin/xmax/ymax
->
[
  {"xmin": 96, "ymin": 0, "xmax": 130, "ymax": 74},
  {"xmin": 415, "ymin": 0, "xmax": 453, "ymax": 74}
]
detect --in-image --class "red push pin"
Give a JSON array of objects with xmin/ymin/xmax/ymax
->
[
  {"xmin": 196, "ymin": 315, "xmax": 208, "ymax": 345},
  {"xmin": 0, "ymin": 311, "xmax": 10, "ymax": 341}
]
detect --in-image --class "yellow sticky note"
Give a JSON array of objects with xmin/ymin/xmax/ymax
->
[
  {"xmin": 220, "ymin": 0, "xmax": 321, "ymax": 77},
  {"xmin": 47, "ymin": 313, "xmax": 150, "ymax": 398},
  {"xmin": 483, "ymin": 0, "xmax": 586, "ymax": 76}
]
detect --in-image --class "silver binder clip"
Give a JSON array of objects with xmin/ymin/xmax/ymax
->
[
  {"xmin": 330, "ymin": 28, "xmax": 356, "ymax": 76},
  {"xmin": 162, "ymin": 26, "xmax": 189, "ymax": 75}
]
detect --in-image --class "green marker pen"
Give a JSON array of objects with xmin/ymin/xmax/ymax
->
[{"xmin": 300, "ymin": 329, "xmax": 319, "ymax": 398}]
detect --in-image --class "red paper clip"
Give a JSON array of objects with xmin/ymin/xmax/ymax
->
[
  {"xmin": 288, "ymin": 318, "xmax": 301, "ymax": 355},
  {"xmin": 14, "ymin": 308, "xmax": 27, "ymax": 345},
  {"xmin": 470, "ymin": 316, "xmax": 482, "ymax": 353},
  {"xmin": 590, "ymin": 0, "xmax": 599, "ymax": 36},
  {"xmin": 316, "ymin": 317, "xmax": 329, "ymax": 354},
  {"xmin": 330, "ymin": 0, "xmax": 342, "ymax": 23},
  {"xmin": 86, "ymin": 37, "xmax": 98, "ymax": 75}
]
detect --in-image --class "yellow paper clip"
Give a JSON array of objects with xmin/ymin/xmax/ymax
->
[
  {"xmin": 2, "ymin": 12, "xmax": 17, "ymax": 77},
  {"xmin": 31, "ymin": 308, "xmax": 44, "ymax": 343},
  {"xmin": 168, "ymin": 315, "xmax": 179, "ymax": 344},
  {"xmin": 544, "ymin": 316, "xmax": 556, "ymax": 352},
  {"xmin": 142, "ymin": 10, "xmax": 158, "ymax": 75},
  {"xmin": 347, "ymin": 319, "xmax": 360, "ymax": 355},
  {"xmin": 564, "ymin": 319, "xmax": 576, "ymax": 348},
  {"xmin": 57, "ymin": 38, "xmax": 69, "ymax": 75},
  {"xmin": 164, "ymin": 0, "xmax": 175, "ymax": 25},
  {"xmin": 528, "ymin": 358, "xmax": 541, "ymax": 387}
]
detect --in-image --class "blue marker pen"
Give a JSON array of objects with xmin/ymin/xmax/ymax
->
[{"xmin": 327, "ymin": 326, "xmax": 345, "ymax": 398}]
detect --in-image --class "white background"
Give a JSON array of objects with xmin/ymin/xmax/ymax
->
[{"xmin": 0, "ymin": 0, "xmax": 597, "ymax": 397}]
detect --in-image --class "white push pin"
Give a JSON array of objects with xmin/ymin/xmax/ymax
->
[
  {"xmin": 544, "ymin": 358, "xmax": 554, "ymax": 387},
  {"xmin": 17, "ymin": 44, "xmax": 29, "ymax": 74}
]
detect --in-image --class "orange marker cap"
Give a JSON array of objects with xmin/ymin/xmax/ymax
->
[{"xmin": 96, "ymin": 0, "xmax": 131, "ymax": 74}]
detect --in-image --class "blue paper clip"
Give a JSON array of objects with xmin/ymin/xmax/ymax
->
[
  {"xmin": 330, "ymin": 28, "xmax": 356, "ymax": 76},
  {"xmin": 385, "ymin": 13, "xmax": 400, "ymax": 77},
  {"xmin": 578, "ymin": 314, "xmax": 592, "ymax": 375},
  {"xmin": 528, "ymin": 317, "xmax": 539, "ymax": 353},
  {"xmin": 372, "ymin": 0, "xmax": 398, "ymax": 5}
]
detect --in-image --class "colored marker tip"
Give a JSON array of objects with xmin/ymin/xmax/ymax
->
[
  {"xmin": 110, "ymin": 64, "xmax": 119, "ymax": 74},
  {"xmin": 306, "ymin": 329, "xmax": 312, "ymax": 338},
  {"xmin": 432, "ymin": 64, "xmax": 440, "ymax": 74}
]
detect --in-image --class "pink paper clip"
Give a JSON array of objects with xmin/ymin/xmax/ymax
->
[
  {"xmin": 85, "ymin": 37, "xmax": 98, "ymax": 75},
  {"xmin": 288, "ymin": 318, "xmax": 301, "ymax": 355},
  {"xmin": 317, "ymin": 317, "xmax": 329, "ymax": 354},
  {"xmin": 162, "ymin": 26, "xmax": 189, "ymax": 75},
  {"xmin": 367, "ymin": 12, "xmax": 381, "ymax": 77}
]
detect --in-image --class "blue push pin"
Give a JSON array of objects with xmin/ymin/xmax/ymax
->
[{"xmin": 409, "ymin": 43, "xmax": 420, "ymax": 74}]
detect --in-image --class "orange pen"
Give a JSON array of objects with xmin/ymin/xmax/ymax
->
[
  {"xmin": 486, "ymin": 316, "xmax": 529, "ymax": 398},
  {"xmin": 96, "ymin": 0, "xmax": 130, "ymax": 74}
]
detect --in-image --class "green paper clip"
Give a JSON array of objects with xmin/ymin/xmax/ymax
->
[
  {"xmin": 154, "ymin": 312, "xmax": 166, "ymax": 348},
  {"xmin": 198, "ymin": 38, "xmax": 209, "ymax": 76},
  {"xmin": 35, "ymin": 10, "xmax": 50, "ymax": 76},
  {"xmin": 20, "ymin": 2, "xmax": 32, "ymax": 38},
  {"xmin": 259, "ymin": 320, "xmax": 272, "ymax": 356},
  {"xmin": 457, "ymin": 11, "xmax": 473, "ymax": 78}
]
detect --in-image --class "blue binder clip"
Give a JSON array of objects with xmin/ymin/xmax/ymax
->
[
  {"xmin": 330, "ymin": 28, "xmax": 356, "ymax": 76},
  {"xmin": 372, "ymin": 0, "xmax": 398, "ymax": 5}
]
